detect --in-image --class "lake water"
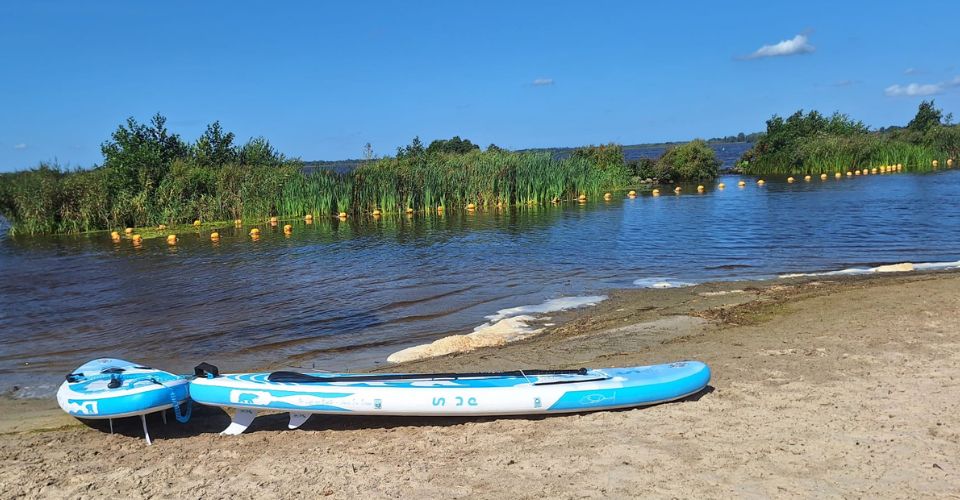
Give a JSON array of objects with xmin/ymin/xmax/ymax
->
[{"xmin": 3, "ymin": 167, "xmax": 960, "ymax": 397}]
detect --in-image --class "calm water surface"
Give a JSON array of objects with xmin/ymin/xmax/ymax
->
[{"xmin": 2, "ymin": 168, "xmax": 960, "ymax": 396}]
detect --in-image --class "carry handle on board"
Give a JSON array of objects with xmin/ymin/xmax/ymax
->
[
  {"xmin": 194, "ymin": 362, "xmax": 220, "ymax": 379},
  {"xmin": 267, "ymin": 368, "xmax": 595, "ymax": 384}
]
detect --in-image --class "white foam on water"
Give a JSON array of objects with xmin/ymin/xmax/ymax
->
[
  {"xmin": 779, "ymin": 260, "xmax": 960, "ymax": 279},
  {"xmin": 386, "ymin": 295, "xmax": 607, "ymax": 364},
  {"xmin": 913, "ymin": 260, "xmax": 960, "ymax": 271},
  {"xmin": 632, "ymin": 277, "xmax": 697, "ymax": 289},
  {"xmin": 484, "ymin": 295, "xmax": 607, "ymax": 323}
]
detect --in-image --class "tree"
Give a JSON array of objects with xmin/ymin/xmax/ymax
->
[
  {"xmin": 193, "ymin": 121, "xmax": 237, "ymax": 167},
  {"xmin": 99, "ymin": 113, "xmax": 188, "ymax": 195},
  {"xmin": 426, "ymin": 136, "xmax": 480, "ymax": 155},
  {"xmin": 397, "ymin": 136, "xmax": 425, "ymax": 159},
  {"xmin": 362, "ymin": 142, "xmax": 374, "ymax": 161},
  {"xmin": 239, "ymin": 137, "xmax": 284, "ymax": 166},
  {"xmin": 907, "ymin": 100, "xmax": 943, "ymax": 133}
]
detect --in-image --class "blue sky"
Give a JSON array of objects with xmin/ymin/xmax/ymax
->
[{"xmin": 1, "ymin": 1, "xmax": 958, "ymax": 171}]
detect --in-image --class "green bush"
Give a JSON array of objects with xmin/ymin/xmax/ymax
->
[
  {"xmin": 626, "ymin": 158, "xmax": 657, "ymax": 179},
  {"xmin": 656, "ymin": 140, "xmax": 720, "ymax": 180}
]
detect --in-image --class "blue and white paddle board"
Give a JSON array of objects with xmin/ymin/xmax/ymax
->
[
  {"xmin": 56, "ymin": 358, "xmax": 189, "ymax": 419},
  {"xmin": 189, "ymin": 361, "xmax": 710, "ymax": 434}
]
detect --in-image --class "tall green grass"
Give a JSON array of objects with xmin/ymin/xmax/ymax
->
[
  {"xmin": 0, "ymin": 151, "xmax": 631, "ymax": 235},
  {"xmin": 742, "ymin": 134, "xmax": 952, "ymax": 175}
]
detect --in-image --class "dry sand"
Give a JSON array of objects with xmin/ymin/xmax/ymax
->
[{"xmin": 2, "ymin": 272, "xmax": 959, "ymax": 498}]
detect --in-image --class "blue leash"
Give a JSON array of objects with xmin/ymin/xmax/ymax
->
[{"xmin": 166, "ymin": 384, "xmax": 192, "ymax": 423}]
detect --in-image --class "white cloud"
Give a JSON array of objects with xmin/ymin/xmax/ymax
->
[
  {"xmin": 884, "ymin": 83, "xmax": 944, "ymax": 97},
  {"xmin": 885, "ymin": 76, "xmax": 960, "ymax": 97},
  {"xmin": 904, "ymin": 67, "xmax": 919, "ymax": 75},
  {"xmin": 532, "ymin": 78, "xmax": 554, "ymax": 86},
  {"xmin": 13, "ymin": 143, "xmax": 27, "ymax": 150},
  {"xmin": 745, "ymin": 34, "xmax": 815, "ymax": 59}
]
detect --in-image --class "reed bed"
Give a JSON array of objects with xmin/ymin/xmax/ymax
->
[{"xmin": 0, "ymin": 151, "xmax": 630, "ymax": 235}]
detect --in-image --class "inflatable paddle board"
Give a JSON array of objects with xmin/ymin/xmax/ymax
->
[
  {"xmin": 56, "ymin": 358, "xmax": 191, "ymax": 444},
  {"xmin": 189, "ymin": 361, "xmax": 710, "ymax": 435}
]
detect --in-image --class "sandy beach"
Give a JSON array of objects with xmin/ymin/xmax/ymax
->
[{"xmin": 2, "ymin": 271, "xmax": 959, "ymax": 498}]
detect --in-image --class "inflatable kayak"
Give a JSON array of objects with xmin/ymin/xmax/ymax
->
[
  {"xmin": 56, "ymin": 358, "xmax": 191, "ymax": 444},
  {"xmin": 190, "ymin": 361, "xmax": 710, "ymax": 435}
]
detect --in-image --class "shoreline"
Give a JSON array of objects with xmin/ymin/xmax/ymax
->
[{"xmin": 2, "ymin": 268, "xmax": 959, "ymax": 496}]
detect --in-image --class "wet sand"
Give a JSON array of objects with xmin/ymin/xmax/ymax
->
[{"xmin": 2, "ymin": 271, "xmax": 959, "ymax": 498}]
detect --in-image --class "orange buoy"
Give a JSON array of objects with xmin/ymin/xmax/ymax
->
[
  {"xmin": 696, "ymin": 185, "xmax": 705, "ymax": 193},
  {"xmin": 249, "ymin": 228, "xmax": 260, "ymax": 236},
  {"xmin": 603, "ymin": 193, "xmax": 612, "ymax": 200},
  {"xmin": 124, "ymin": 227, "xmax": 133, "ymax": 235},
  {"xmin": 234, "ymin": 219, "xmax": 242, "ymax": 225},
  {"xmin": 947, "ymin": 159, "xmax": 954, "ymax": 167},
  {"xmin": 339, "ymin": 211, "xmax": 348, "ymax": 219},
  {"xmin": 737, "ymin": 180, "xmax": 746, "ymax": 187},
  {"xmin": 757, "ymin": 179, "xmax": 765, "ymax": 186},
  {"xmin": 932, "ymin": 159, "xmax": 939, "ymax": 168},
  {"xmin": 674, "ymin": 186, "xmax": 682, "ymax": 193},
  {"xmin": 193, "ymin": 220, "xmax": 201, "ymax": 227},
  {"xmin": 372, "ymin": 209, "xmax": 382, "ymax": 217},
  {"xmin": 304, "ymin": 214, "xmax": 313, "ymax": 221},
  {"xmin": 835, "ymin": 172, "xmax": 842, "ymax": 179},
  {"xmin": 578, "ymin": 194, "xmax": 588, "ymax": 202},
  {"xmin": 871, "ymin": 168, "xmax": 878, "ymax": 174},
  {"xmin": 652, "ymin": 188, "xmax": 661, "ymax": 196},
  {"xmin": 166, "ymin": 234, "xmax": 177, "ymax": 245},
  {"xmin": 820, "ymin": 173, "xmax": 828, "ymax": 180},
  {"xmin": 270, "ymin": 216, "xmax": 278, "ymax": 223},
  {"xmin": 717, "ymin": 183, "xmax": 726, "ymax": 189},
  {"xmin": 283, "ymin": 224, "xmax": 292, "ymax": 233},
  {"xmin": 787, "ymin": 176, "xmax": 795, "ymax": 183},
  {"xmin": 210, "ymin": 232, "xmax": 220, "ymax": 240},
  {"xmin": 131, "ymin": 234, "xmax": 143, "ymax": 243},
  {"xmin": 467, "ymin": 203, "xmax": 477, "ymax": 210},
  {"xmin": 628, "ymin": 190, "xmax": 637, "ymax": 197},
  {"xmin": 803, "ymin": 175, "xmax": 812, "ymax": 182},
  {"xmin": 846, "ymin": 171, "xmax": 852, "ymax": 177},
  {"xmin": 405, "ymin": 207, "xmax": 414, "ymax": 214}
]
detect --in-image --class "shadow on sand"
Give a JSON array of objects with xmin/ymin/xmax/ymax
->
[{"xmin": 76, "ymin": 385, "xmax": 715, "ymax": 441}]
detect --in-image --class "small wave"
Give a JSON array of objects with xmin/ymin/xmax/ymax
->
[
  {"xmin": 632, "ymin": 278, "xmax": 697, "ymax": 289},
  {"xmin": 779, "ymin": 260, "xmax": 960, "ymax": 279},
  {"xmin": 386, "ymin": 295, "xmax": 607, "ymax": 364},
  {"xmin": 3, "ymin": 383, "xmax": 57, "ymax": 399}
]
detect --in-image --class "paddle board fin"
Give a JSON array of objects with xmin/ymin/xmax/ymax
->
[
  {"xmin": 221, "ymin": 408, "xmax": 257, "ymax": 435},
  {"xmin": 288, "ymin": 412, "xmax": 310, "ymax": 430}
]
